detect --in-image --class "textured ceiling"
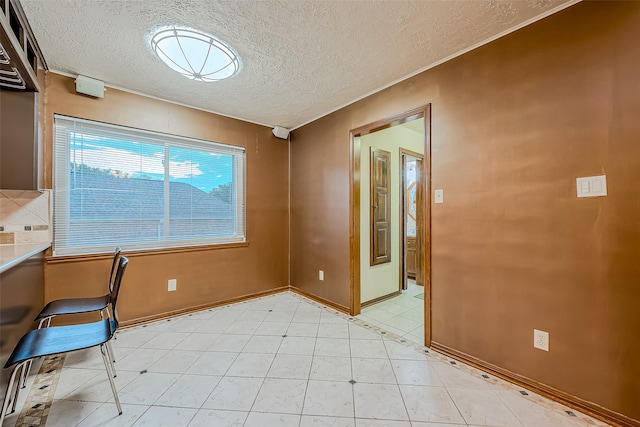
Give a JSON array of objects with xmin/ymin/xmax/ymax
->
[{"xmin": 22, "ymin": 0, "xmax": 575, "ymax": 130}]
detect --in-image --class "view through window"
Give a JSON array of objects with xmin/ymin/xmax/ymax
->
[{"xmin": 53, "ymin": 115, "xmax": 246, "ymax": 256}]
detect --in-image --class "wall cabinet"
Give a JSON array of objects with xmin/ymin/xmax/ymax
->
[{"xmin": 0, "ymin": 89, "xmax": 40, "ymax": 190}]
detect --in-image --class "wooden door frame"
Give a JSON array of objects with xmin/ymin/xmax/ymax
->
[
  {"xmin": 400, "ymin": 149, "xmax": 425, "ymax": 292},
  {"xmin": 349, "ymin": 104, "xmax": 432, "ymax": 346}
]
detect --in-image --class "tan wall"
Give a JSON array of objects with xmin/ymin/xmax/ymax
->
[
  {"xmin": 359, "ymin": 125, "xmax": 423, "ymax": 303},
  {"xmin": 290, "ymin": 2, "xmax": 640, "ymax": 422},
  {"xmin": 43, "ymin": 73, "xmax": 289, "ymax": 323}
]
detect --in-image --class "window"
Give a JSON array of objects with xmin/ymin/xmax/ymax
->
[{"xmin": 53, "ymin": 115, "xmax": 246, "ymax": 256}]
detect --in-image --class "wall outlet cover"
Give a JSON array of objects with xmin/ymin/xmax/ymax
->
[
  {"xmin": 168, "ymin": 279, "xmax": 177, "ymax": 291},
  {"xmin": 434, "ymin": 189, "xmax": 444, "ymax": 204},
  {"xmin": 319, "ymin": 270, "xmax": 324, "ymax": 281},
  {"xmin": 534, "ymin": 329, "xmax": 549, "ymax": 351}
]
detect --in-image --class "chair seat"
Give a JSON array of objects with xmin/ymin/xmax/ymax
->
[
  {"xmin": 4, "ymin": 319, "xmax": 115, "ymax": 369},
  {"xmin": 35, "ymin": 295, "xmax": 111, "ymax": 320}
]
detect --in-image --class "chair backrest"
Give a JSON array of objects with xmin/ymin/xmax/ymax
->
[
  {"xmin": 110, "ymin": 256, "xmax": 128, "ymax": 331},
  {"xmin": 108, "ymin": 247, "xmax": 122, "ymax": 297}
]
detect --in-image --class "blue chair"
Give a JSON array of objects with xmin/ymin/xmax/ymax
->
[
  {"xmin": 18, "ymin": 248, "xmax": 122, "ymax": 388},
  {"xmin": 0, "ymin": 256, "xmax": 129, "ymax": 424}
]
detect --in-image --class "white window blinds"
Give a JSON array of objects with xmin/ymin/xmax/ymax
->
[{"xmin": 53, "ymin": 115, "xmax": 246, "ymax": 256}]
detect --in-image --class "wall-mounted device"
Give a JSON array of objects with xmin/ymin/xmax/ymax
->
[
  {"xmin": 272, "ymin": 126, "xmax": 290, "ymax": 140},
  {"xmin": 75, "ymin": 75, "xmax": 105, "ymax": 98}
]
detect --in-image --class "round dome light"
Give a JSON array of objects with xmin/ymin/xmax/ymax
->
[{"xmin": 150, "ymin": 27, "xmax": 240, "ymax": 82}]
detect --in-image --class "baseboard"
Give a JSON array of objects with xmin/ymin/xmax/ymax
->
[
  {"xmin": 120, "ymin": 286, "xmax": 289, "ymax": 327},
  {"xmin": 361, "ymin": 290, "xmax": 401, "ymax": 308},
  {"xmin": 431, "ymin": 342, "xmax": 639, "ymax": 427},
  {"xmin": 289, "ymin": 286, "xmax": 350, "ymax": 314}
]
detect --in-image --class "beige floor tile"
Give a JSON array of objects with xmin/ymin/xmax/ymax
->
[
  {"xmin": 201, "ymin": 376, "xmax": 264, "ymax": 411},
  {"xmin": 301, "ymin": 415, "xmax": 355, "ymax": 427},
  {"xmin": 252, "ymin": 378, "xmax": 307, "ymax": 413},
  {"xmin": 131, "ymin": 406, "xmax": 197, "ymax": 427},
  {"xmin": 353, "ymin": 383, "xmax": 409, "ymax": 420},
  {"xmin": 187, "ymin": 409, "xmax": 248, "ymax": 427},
  {"xmin": 310, "ymin": 356, "xmax": 353, "ymax": 382},
  {"xmin": 243, "ymin": 412, "xmax": 301, "ymax": 427},
  {"xmin": 303, "ymin": 380, "xmax": 354, "ymax": 417}
]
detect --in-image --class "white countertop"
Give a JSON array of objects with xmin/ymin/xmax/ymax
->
[{"xmin": 0, "ymin": 243, "xmax": 50, "ymax": 274}]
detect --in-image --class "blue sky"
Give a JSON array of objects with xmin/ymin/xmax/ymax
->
[{"xmin": 70, "ymin": 133, "xmax": 233, "ymax": 192}]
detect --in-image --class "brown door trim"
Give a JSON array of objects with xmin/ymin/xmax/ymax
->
[{"xmin": 349, "ymin": 105, "xmax": 432, "ymax": 347}]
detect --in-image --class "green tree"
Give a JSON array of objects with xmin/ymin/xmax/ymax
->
[{"xmin": 210, "ymin": 182, "xmax": 233, "ymax": 203}]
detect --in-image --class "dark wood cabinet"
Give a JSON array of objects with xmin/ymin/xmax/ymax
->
[{"xmin": 0, "ymin": 90, "xmax": 40, "ymax": 190}]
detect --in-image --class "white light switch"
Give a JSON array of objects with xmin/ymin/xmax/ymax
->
[
  {"xmin": 434, "ymin": 189, "xmax": 444, "ymax": 204},
  {"xmin": 580, "ymin": 181, "xmax": 590, "ymax": 193},
  {"xmin": 577, "ymin": 175, "xmax": 607, "ymax": 198}
]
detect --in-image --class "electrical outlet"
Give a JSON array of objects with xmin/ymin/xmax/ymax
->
[
  {"xmin": 319, "ymin": 270, "xmax": 324, "ymax": 281},
  {"xmin": 534, "ymin": 329, "xmax": 549, "ymax": 351},
  {"xmin": 168, "ymin": 279, "xmax": 177, "ymax": 292}
]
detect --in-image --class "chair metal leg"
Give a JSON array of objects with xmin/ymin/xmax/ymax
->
[
  {"xmin": 107, "ymin": 340, "xmax": 116, "ymax": 363},
  {"xmin": 20, "ymin": 361, "xmax": 30, "ymax": 389},
  {"xmin": 104, "ymin": 343, "xmax": 117, "ymax": 377},
  {"xmin": 10, "ymin": 364, "xmax": 24, "ymax": 413},
  {"xmin": 19, "ymin": 358, "xmax": 29, "ymax": 389},
  {"xmin": 100, "ymin": 344, "xmax": 122, "ymax": 415},
  {"xmin": 0, "ymin": 364, "xmax": 21, "ymax": 426}
]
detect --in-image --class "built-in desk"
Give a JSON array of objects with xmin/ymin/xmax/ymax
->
[{"xmin": 0, "ymin": 243, "xmax": 50, "ymax": 274}]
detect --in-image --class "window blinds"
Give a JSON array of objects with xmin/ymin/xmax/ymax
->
[{"xmin": 53, "ymin": 114, "xmax": 246, "ymax": 256}]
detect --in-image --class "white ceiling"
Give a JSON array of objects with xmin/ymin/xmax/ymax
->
[{"xmin": 22, "ymin": 0, "xmax": 576, "ymax": 130}]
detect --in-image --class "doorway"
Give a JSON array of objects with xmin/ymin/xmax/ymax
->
[
  {"xmin": 349, "ymin": 105, "xmax": 432, "ymax": 346},
  {"xmin": 401, "ymin": 149, "xmax": 424, "ymax": 291}
]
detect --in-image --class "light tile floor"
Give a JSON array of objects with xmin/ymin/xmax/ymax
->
[
  {"xmin": 357, "ymin": 281, "xmax": 425, "ymax": 345},
  {"xmin": 3, "ymin": 291, "xmax": 610, "ymax": 427}
]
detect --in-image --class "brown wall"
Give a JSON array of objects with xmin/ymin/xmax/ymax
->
[
  {"xmin": 290, "ymin": 2, "xmax": 640, "ymax": 422},
  {"xmin": 44, "ymin": 73, "xmax": 289, "ymax": 323}
]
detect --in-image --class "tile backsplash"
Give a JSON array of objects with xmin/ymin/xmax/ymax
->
[{"xmin": 0, "ymin": 189, "xmax": 52, "ymax": 245}]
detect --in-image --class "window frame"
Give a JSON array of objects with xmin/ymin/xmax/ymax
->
[{"xmin": 52, "ymin": 114, "xmax": 246, "ymax": 257}]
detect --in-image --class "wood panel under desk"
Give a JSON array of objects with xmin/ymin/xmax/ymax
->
[{"xmin": 0, "ymin": 249, "xmax": 45, "ymax": 400}]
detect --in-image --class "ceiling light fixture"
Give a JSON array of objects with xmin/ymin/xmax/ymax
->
[{"xmin": 150, "ymin": 27, "xmax": 240, "ymax": 82}]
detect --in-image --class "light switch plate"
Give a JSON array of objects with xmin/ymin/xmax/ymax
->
[
  {"xmin": 577, "ymin": 175, "xmax": 607, "ymax": 198},
  {"xmin": 434, "ymin": 189, "xmax": 444, "ymax": 204}
]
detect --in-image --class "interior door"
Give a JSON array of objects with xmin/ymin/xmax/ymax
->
[{"xmin": 415, "ymin": 157, "xmax": 424, "ymax": 286}]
